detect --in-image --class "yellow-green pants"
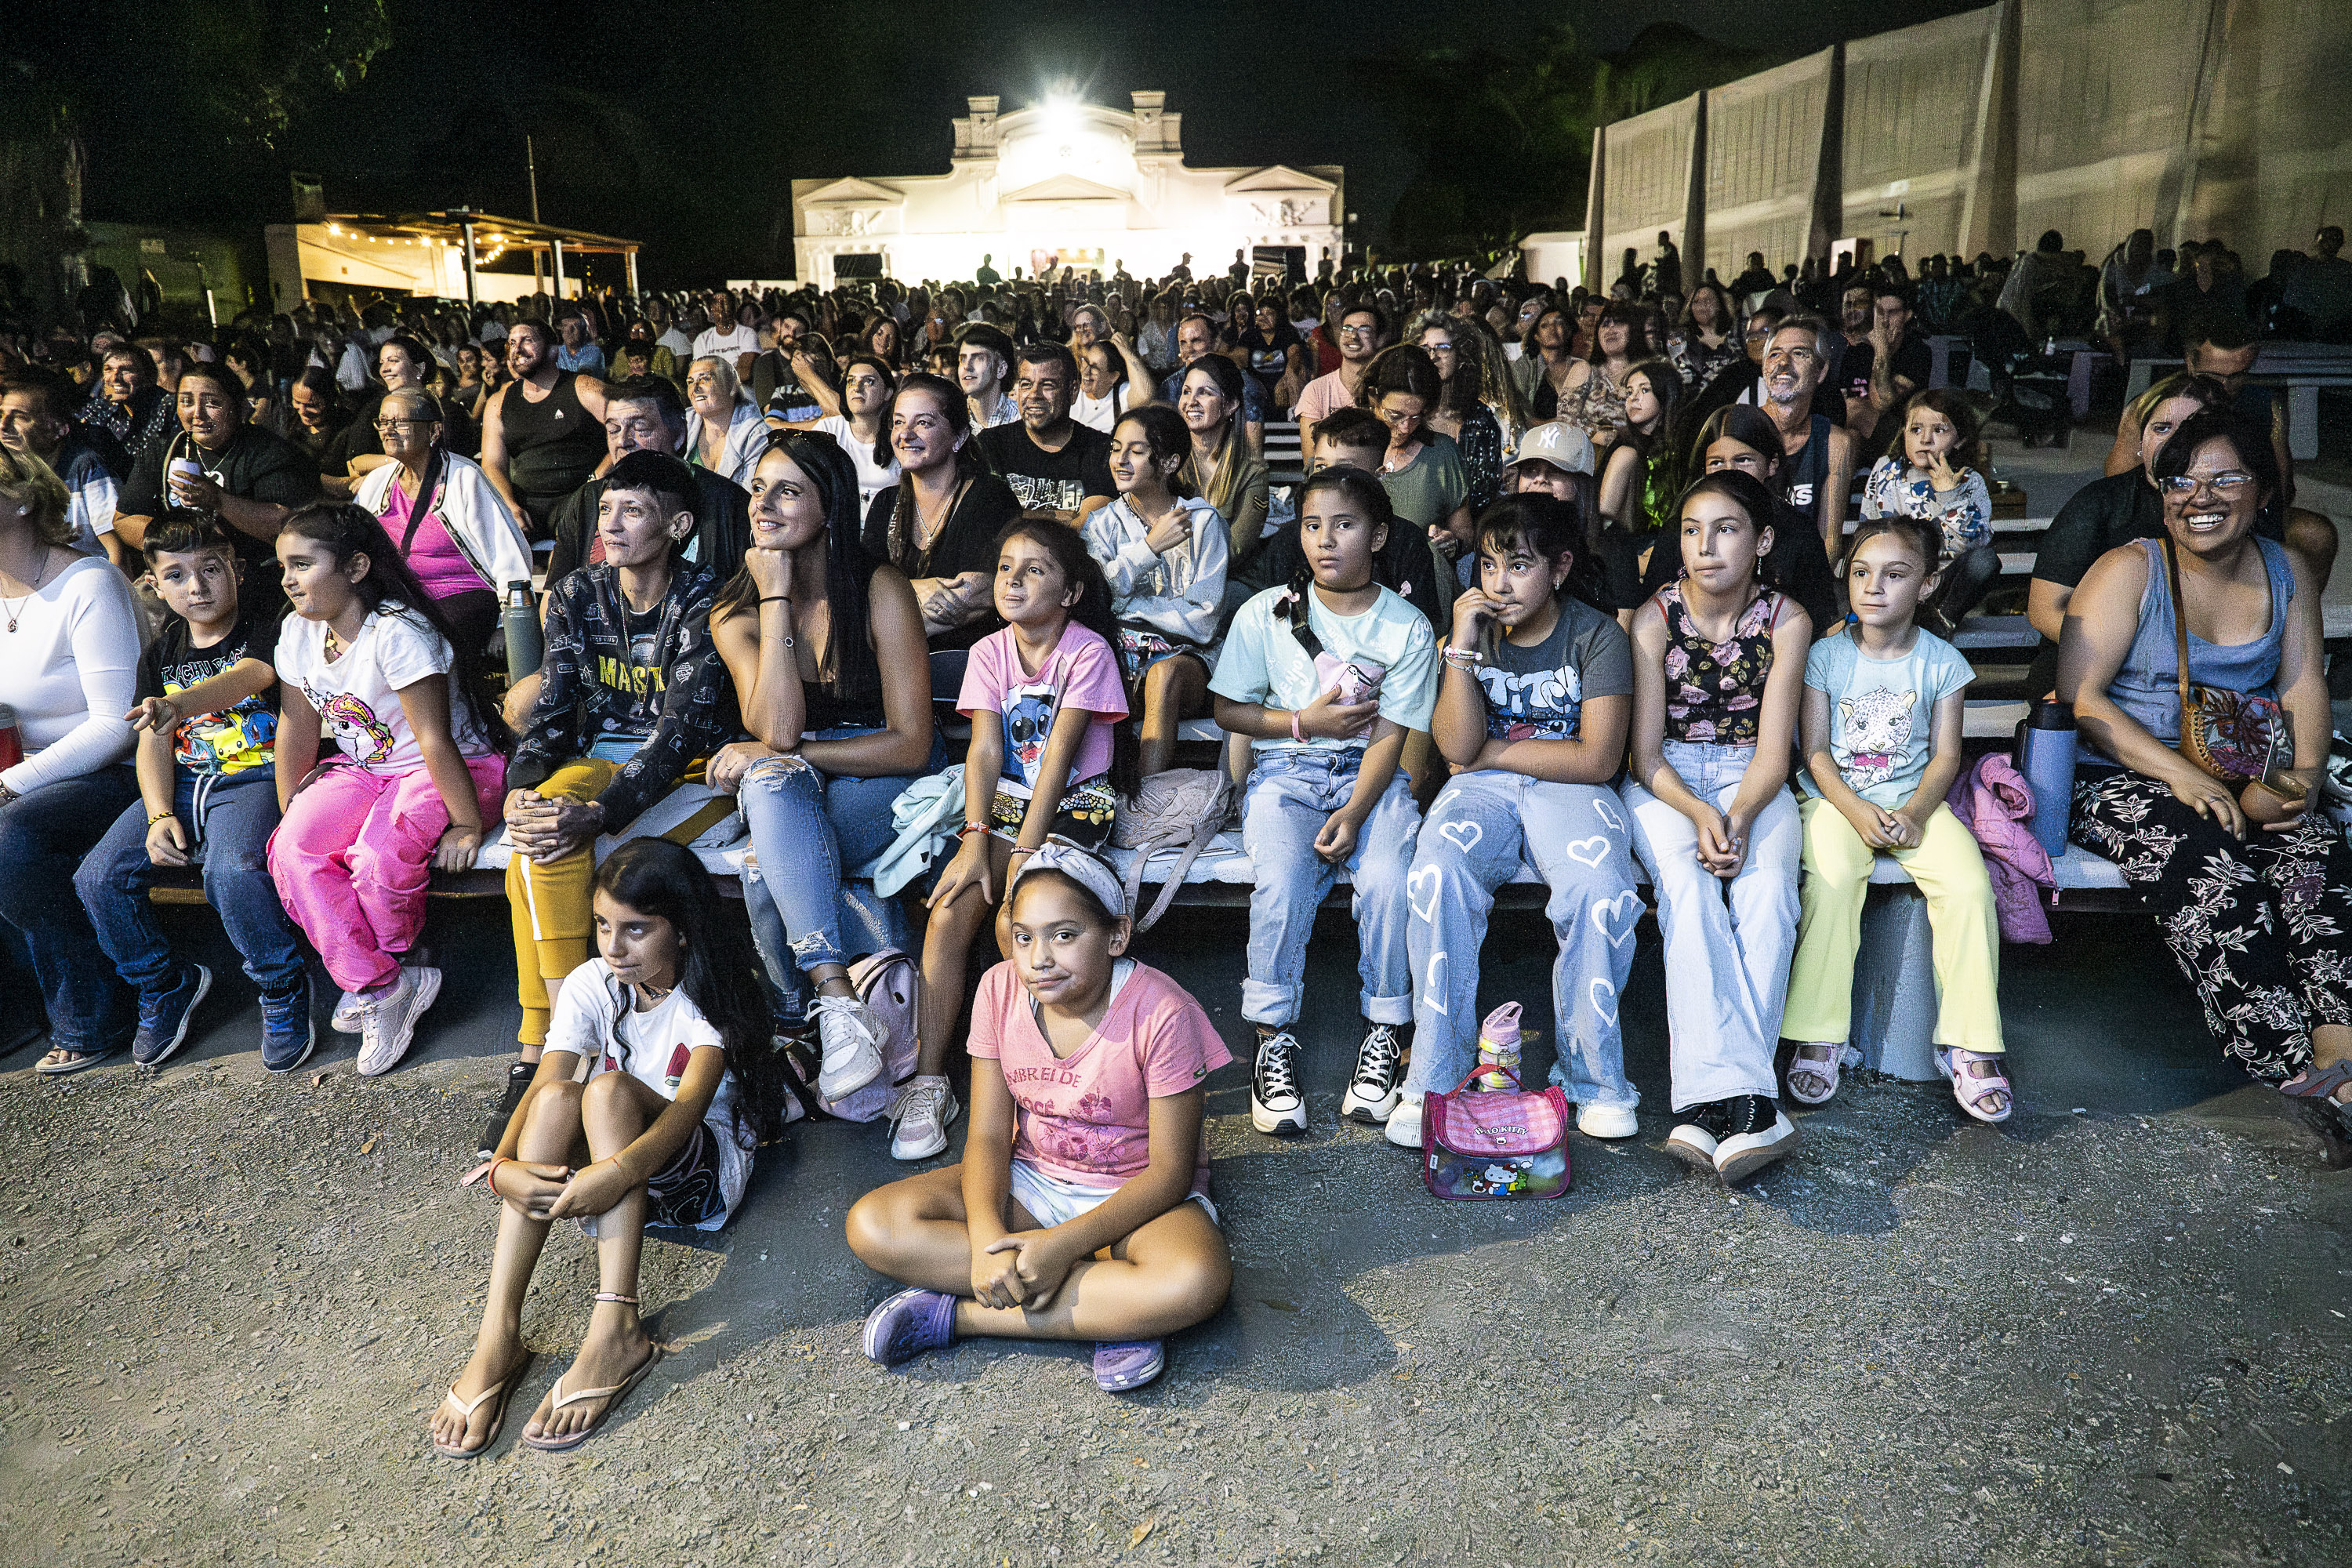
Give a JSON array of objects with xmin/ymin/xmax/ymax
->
[
  {"xmin": 505, "ymin": 758, "xmax": 734, "ymax": 1045},
  {"xmin": 1783, "ymin": 797, "xmax": 2005, "ymax": 1054}
]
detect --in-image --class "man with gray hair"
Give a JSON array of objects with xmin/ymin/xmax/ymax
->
[{"xmin": 1751, "ymin": 316, "xmax": 1854, "ymax": 554}]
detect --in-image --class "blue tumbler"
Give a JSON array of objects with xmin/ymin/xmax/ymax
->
[{"xmin": 2017, "ymin": 699, "xmax": 2078, "ymax": 858}]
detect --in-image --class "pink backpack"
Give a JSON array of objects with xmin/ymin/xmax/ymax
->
[{"xmin": 1421, "ymin": 1065, "xmax": 1572, "ymax": 1200}]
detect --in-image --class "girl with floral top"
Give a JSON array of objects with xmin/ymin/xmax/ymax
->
[{"xmin": 1860, "ymin": 389, "xmax": 1997, "ymax": 622}]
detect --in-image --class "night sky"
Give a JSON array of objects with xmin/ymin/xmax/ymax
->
[{"xmin": 85, "ymin": 0, "xmax": 1983, "ymax": 286}]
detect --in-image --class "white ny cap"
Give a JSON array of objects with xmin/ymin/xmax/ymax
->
[{"xmin": 1510, "ymin": 421, "xmax": 1596, "ymax": 477}]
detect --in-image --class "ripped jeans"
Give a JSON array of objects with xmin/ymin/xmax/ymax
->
[{"xmin": 740, "ymin": 726, "xmax": 942, "ymax": 1023}]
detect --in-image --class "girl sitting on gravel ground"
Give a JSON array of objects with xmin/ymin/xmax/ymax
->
[
  {"xmin": 848, "ymin": 845, "xmax": 1232, "ymax": 1395},
  {"xmin": 436, "ymin": 839, "xmax": 785, "ymax": 1456},
  {"xmin": 267, "ymin": 504, "xmax": 510, "ymax": 1076},
  {"xmin": 1783, "ymin": 517, "xmax": 2011, "ymax": 1121},
  {"xmin": 1621, "ymin": 471, "xmax": 1811, "ymax": 1183}
]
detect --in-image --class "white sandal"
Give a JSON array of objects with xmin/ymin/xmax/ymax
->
[
  {"xmin": 1786, "ymin": 1042, "xmax": 1858, "ymax": 1106},
  {"xmin": 430, "ymin": 1350, "xmax": 532, "ymax": 1459}
]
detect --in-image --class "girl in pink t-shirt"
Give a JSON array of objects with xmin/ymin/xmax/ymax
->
[
  {"xmin": 902, "ymin": 521, "xmax": 1137, "ymax": 1164},
  {"xmin": 851, "ymin": 846, "xmax": 1232, "ymax": 1394}
]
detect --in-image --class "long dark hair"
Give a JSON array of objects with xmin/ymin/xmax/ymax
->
[
  {"xmin": 277, "ymin": 503, "xmax": 514, "ymax": 754},
  {"xmin": 837, "ymin": 351, "xmax": 898, "ymax": 470},
  {"xmin": 990, "ymin": 517, "xmax": 1140, "ymax": 798},
  {"xmin": 1290, "ymin": 463, "xmax": 1396, "ymax": 601},
  {"xmin": 713, "ymin": 429, "xmax": 880, "ymax": 704},
  {"xmin": 1591, "ymin": 300, "xmax": 1651, "ymax": 365},
  {"xmin": 883, "ymin": 372, "xmax": 983, "ymax": 568},
  {"xmin": 1665, "ymin": 470, "xmax": 1786, "ymax": 600},
  {"xmin": 1474, "ymin": 491, "xmax": 1609, "ymax": 613},
  {"xmin": 593, "ymin": 839, "xmax": 788, "ymax": 1144},
  {"xmin": 1112, "ymin": 405, "xmax": 1196, "ymax": 500}
]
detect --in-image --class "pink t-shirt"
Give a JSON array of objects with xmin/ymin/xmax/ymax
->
[
  {"xmin": 1294, "ymin": 369, "xmax": 1355, "ymax": 434},
  {"xmin": 380, "ymin": 481, "xmax": 492, "ymax": 602},
  {"xmin": 967, "ymin": 960, "xmax": 1232, "ymax": 1193},
  {"xmin": 956, "ymin": 621, "xmax": 1128, "ymax": 803}
]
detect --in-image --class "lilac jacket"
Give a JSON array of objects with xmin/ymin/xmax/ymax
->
[{"xmin": 1946, "ymin": 752, "xmax": 2054, "ymax": 944}]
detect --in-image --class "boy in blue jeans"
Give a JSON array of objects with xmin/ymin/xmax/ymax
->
[{"xmin": 74, "ymin": 513, "xmax": 313, "ymax": 1069}]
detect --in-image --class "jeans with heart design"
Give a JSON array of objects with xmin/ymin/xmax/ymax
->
[
  {"xmin": 1238, "ymin": 747, "xmax": 1422, "ymax": 1028},
  {"xmin": 1621, "ymin": 740, "xmax": 1802, "ymax": 1112},
  {"xmin": 1401, "ymin": 771, "xmax": 1640, "ymax": 1111}
]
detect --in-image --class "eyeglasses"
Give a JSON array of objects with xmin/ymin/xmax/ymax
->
[
  {"xmin": 372, "ymin": 418, "xmax": 433, "ymax": 433},
  {"xmin": 2158, "ymin": 471, "xmax": 2255, "ymax": 495},
  {"xmin": 1338, "ymin": 326, "xmax": 1377, "ymax": 340}
]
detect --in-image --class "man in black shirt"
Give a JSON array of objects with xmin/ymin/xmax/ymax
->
[
  {"xmin": 976, "ymin": 343, "xmax": 1113, "ymax": 524},
  {"xmin": 1235, "ymin": 408, "xmax": 1442, "ymax": 633},
  {"xmin": 1839, "ymin": 281, "xmax": 1933, "ymax": 452}
]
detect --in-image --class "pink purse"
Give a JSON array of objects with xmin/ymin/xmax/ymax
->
[{"xmin": 1421, "ymin": 1065, "xmax": 1572, "ymax": 1200}]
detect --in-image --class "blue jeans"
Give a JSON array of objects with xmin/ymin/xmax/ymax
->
[
  {"xmin": 1403, "ymin": 771, "xmax": 1640, "ymax": 1109},
  {"xmin": 1239, "ymin": 747, "xmax": 1422, "ymax": 1028},
  {"xmin": 0, "ymin": 766, "xmax": 142, "ymax": 1053},
  {"xmin": 740, "ymin": 727, "xmax": 940, "ymax": 1022},
  {"xmin": 77, "ymin": 770, "xmax": 307, "ymax": 1000}
]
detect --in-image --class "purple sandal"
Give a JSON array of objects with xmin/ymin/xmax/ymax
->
[
  {"xmin": 1093, "ymin": 1340, "xmax": 1165, "ymax": 1393},
  {"xmin": 1936, "ymin": 1047, "xmax": 2013, "ymax": 1124},
  {"xmin": 1787, "ymin": 1042, "xmax": 1858, "ymax": 1106}
]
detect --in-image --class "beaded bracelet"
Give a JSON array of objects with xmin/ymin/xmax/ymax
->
[
  {"xmin": 147, "ymin": 809, "xmax": 176, "ymax": 826},
  {"xmin": 1442, "ymin": 646, "xmax": 1484, "ymax": 671}
]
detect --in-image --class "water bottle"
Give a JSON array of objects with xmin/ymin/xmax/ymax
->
[
  {"xmin": 500, "ymin": 582, "xmax": 543, "ymax": 678},
  {"xmin": 1476, "ymin": 1002, "xmax": 1523, "ymax": 1091},
  {"xmin": 2017, "ymin": 699, "xmax": 2078, "ymax": 858},
  {"xmin": 0, "ymin": 702, "xmax": 20, "ymax": 771}
]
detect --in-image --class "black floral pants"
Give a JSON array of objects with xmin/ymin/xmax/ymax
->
[{"xmin": 2071, "ymin": 769, "xmax": 2352, "ymax": 1083}]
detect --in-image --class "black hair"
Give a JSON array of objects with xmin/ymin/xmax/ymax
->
[
  {"xmin": 1176, "ymin": 350, "xmax": 1246, "ymax": 414},
  {"xmin": 603, "ymin": 374, "xmax": 689, "ymax": 440},
  {"xmin": 0, "ymin": 368, "xmax": 77, "ymax": 423},
  {"xmin": 1591, "ymin": 300, "xmax": 1653, "ymax": 363},
  {"xmin": 1358, "ymin": 343, "xmax": 1442, "ymax": 409},
  {"xmin": 955, "ymin": 321, "xmax": 1015, "ymax": 367},
  {"xmin": 1013, "ymin": 339, "xmax": 1079, "ymax": 390},
  {"xmin": 140, "ymin": 508, "xmax": 238, "ymax": 565},
  {"xmin": 378, "ymin": 333, "xmax": 434, "ymax": 382},
  {"xmin": 2151, "ymin": 405, "xmax": 2283, "ymax": 509},
  {"xmin": 276, "ymin": 503, "xmax": 514, "ymax": 753},
  {"xmin": 1668, "ymin": 470, "xmax": 1785, "ymax": 597},
  {"xmin": 1312, "ymin": 405, "xmax": 1389, "ymax": 458},
  {"xmin": 604, "ymin": 448, "xmax": 697, "ymax": 538},
  {"xmin": 1339, "ymin": 299, "xmax": 1391, "ymax": 339},
  {"xmin": 837, "ymin": 351, "xmax": 899, "ymax": 469},
  {"xmin": 1684, "ymin": 402, "xmax": 1785, "ymax": 480},
  {"xmin": 1474, "ymin": 491, "xmax": 1610, "ymax": 612},
  {"xmin": 2187, "ymin": 310, "xmax": 2258, "ymax": 353},
  {"xmin": 1292, "ymin": 463, "xmax": 1396, "ymax": 597},
  {"xmin": 1112, "ymin": 404, "xmax": 1196, "ymax": 499},
  {"xmin": 591, "ymin": 839, "xmax": 788, "ymax": 1145},
  {"xmin": 883, "ymin": 373, "xmax": 984, "ymax": 567},
  {"xmin": 989, "ymin": 517, "xmax": 1140, "ymax": 798},
  {"xmin": 172, "ymin": 361, "xmax": 245, "ymax": 409},
  {"xmin": 713, "ymin": 429, "xmax": 880, "ymax": 705}
]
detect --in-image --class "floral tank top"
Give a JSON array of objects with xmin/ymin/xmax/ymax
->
[{"xmin": 1657, "ymin": 582, "xmax": 1783, "ymax": 745}]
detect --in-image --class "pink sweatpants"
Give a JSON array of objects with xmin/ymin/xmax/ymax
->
[{"xmin": 269, "ymin": 756, "xmax": 507, "ymax": 991}]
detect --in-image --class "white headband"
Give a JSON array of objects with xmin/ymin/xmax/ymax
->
[{"xmin": 1011, "ymin": 843, "xmax": 1130, "ymax": 922}]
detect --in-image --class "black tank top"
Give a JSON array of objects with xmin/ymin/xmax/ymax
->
[
  {"xmin": 800, "ymin": 558, "xmax": 891, "ymax": 733},
  {"xmin": 1779, "ymin": 412, "xmax": 1832, "ymax": 514},
  {"xmin": 500, "ymin": 371, "xmax": 604, "ymax": 502}
]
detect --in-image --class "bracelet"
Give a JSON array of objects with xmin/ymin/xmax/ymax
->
[
  {"xmin": 1442, "ymin": 646, "xmax": 1483, "ymax": 670},
  {"xmin": 147, "ymin": 809, "xmax": 176, "ymax": 826},
  {"xmin": 486, "ymin": 1155, "xmax": 512, "ymax": 1198},
  {"xmin": 1289, "ymin": 709, "xmax": 1303, "ymax": 743},
  {"xmin": 957, "ymin": 821, "xmax": 989, "ymax": 837},
  {"xmin": 760, "ymin": 595, "xmax": 790, "ymax": 604}
]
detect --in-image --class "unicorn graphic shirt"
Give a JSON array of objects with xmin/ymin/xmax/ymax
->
[
  {"xmin": 274, "ymin": 602, "xmax": 493, "ymax": 773},
  {"xmin": 1802, "ymin": 626, "xmax": 1973, "ymax": 809}
]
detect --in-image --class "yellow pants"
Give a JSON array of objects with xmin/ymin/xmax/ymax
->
[
  {"xmin": 1782, "ymin": 797, "xmax": 2005, "ymax": 1054},
  {"xmin": 505, "ymin": 757, "xmax": 735, "ymax": 1045}
]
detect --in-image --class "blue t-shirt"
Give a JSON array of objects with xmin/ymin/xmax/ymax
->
[{"xmin": 1802, "ymin": 627, "xmax": 1972, "ymax": 809}]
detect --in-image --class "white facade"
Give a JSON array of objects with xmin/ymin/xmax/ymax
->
[{"xmin": 792, "ymin": 92, "xmax": 1345, "ymax": 289}]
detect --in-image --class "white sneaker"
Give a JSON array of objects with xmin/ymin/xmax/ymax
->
[
  {"xmin": 331, "ymin": 988, "xmax": 367, "ymax": 1033},
  {"xmin": 1713, "ymin": 1096, "xmax": 1798, "ymax": 1182},
  {"xmin": 1385, "ymin": 1093, "xmax": 1425, "ymax": 1149},
  {"xmin": 1577, "ymin": 1102, "xmax": 1640, "ymax": 1140},
  {"xmin": 887, "ymin": 1074, "xmax": 960, "ymax": 1160},
  {"xmin": 810, "ymin": 993, "xmax": 886, "ymax": 1101},
  {"xmin": 1250, "ymin": 1029, "xmax": 1307, "ymax": 1135},
  {"xmin": 354, "ymin": 966, "xmax": 441, "ymax": 1076},
  {"xmin": 1339, "ymin": 1022, "xmax": 1410, "ymax": 1124}
]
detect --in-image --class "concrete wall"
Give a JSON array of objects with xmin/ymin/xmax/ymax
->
[{"xmin": 1585, "ymin": 0, "xmax": 2351, "ymax": 290}]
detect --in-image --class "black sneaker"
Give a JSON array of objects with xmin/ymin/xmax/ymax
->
[
  {"xmin": 477, "ymin": 1061, "xmax": 536, "ymax": 1160},
  {"xmin": 1713, "ymin": 1094, "xmax": 1798, "ymax": 1181},
  {"xmin": 132, "ymin": 963, "xmax": 212, "ymax": 1069},
  {"xmin": 1664, "ymin": 1100, "xmax": 1733, "ymax": 1171},
  {"xmin": 1340, "ymin": 1020, "xmax": 1411, "ymax": 1124},
  {"xmin": 1250, "ymin": 1027, "xmax": 1307, "ymax": 1135},
  {"xmin": 259, "ymin": 976, "xmax": 316, "ymax": 1073}
]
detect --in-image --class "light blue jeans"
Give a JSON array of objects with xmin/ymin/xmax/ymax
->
[
  {"xmin": 1403, "ymin": 771, "xmax": 1639, "ymax": 1109},
  {"xmin": 1620, "ymin": 740, "xmax": 1802, "ymax": 1110},
  {"xmin": 1239, "ymin": 747, "xmax": 1421, "ymax": 1028}
]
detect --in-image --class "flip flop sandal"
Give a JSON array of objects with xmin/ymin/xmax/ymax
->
[
  {"xmin": 521, "ymin": 1294, "xmax": 663, "ymax": 1453},
  {"xmin": 2278, "ymin": 1059, "xmax": 2352, "ymax": 1104},
  {"xmin": 430, "ymin": 1350, "xmax": 533, "ymax": 1459},
  {"xmin": 1936, "ymin": 1047, "xmax": 2013, "ymax": 1124},
  {"xmin": 1786, "ymin": 1043, "xmax": 1858, "ymax": 1107},
  {"xmin": 34, "ymin": 1044, "xmax": 123, "ymax": 1077}
]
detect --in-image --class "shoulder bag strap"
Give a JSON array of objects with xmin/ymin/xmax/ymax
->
[
  {"xmin": 1284, "ymin": 583, "xmax": 1325, "ymax": 662},
  {"xmin": 2159, "ymin": 532, "xmax": 2195, "ymax": 728}
]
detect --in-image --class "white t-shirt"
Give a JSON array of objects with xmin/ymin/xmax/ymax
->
[
  {"xmin": 1071, "ymin": 383, "xmax": 1132, "ymax": 434},
  {"xmin": 814, "ymin": 414, "xmax": 902, "ymax": 508},
  {"xmin": 691, "ymin": 325, "xmax": 759, "ymax": 363},
  {"xmin": 276, "ymin": 603, "xmax": 491, "ymax": 772},
  {"xmin": 1207, "ymin": 582, "xmax": 1440, "ymax": 753},
  {"xmin": 656, "ymin": 326, "xmax": 696, "ymax": 359}
]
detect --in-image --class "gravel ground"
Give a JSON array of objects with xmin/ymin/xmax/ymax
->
[{"xmin": 3, "ymin": 902, "xmax": 2347, "ymax": 1567}]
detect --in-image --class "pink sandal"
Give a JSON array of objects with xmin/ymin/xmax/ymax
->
[
  {"xmin": 1936, "ymin": 1047, "xmax": 2013, "ymax": 1123},
  {"xmin": 1786, "ymin": 1042, "xmax": 1858, "ymax": 1107}
]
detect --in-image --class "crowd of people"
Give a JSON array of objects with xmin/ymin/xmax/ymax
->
[{"xmin": 0, "ymin": 222, "xmax": 2346, "ymax": 1444}]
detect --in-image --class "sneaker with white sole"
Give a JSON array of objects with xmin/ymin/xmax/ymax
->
[
  {"xmin": 887, "ymin": 1074, "xmax": 960, "ymax": 1160},
  {"xmin": 1576, "ymin": 1102, "xmax": 1639, "ymax": 1140},
  {"xmin": 331, "ymin": 987, "xmax": 366, "ymax": 1033},
  {"xmin": 1339, "ymin": 1020, "xmax": 1410, "ymax": 1124},
  {"xmin": 1250, "ymin": 1027, "xmax": 1307, "ymax": 1135},
  {"xmin": 354, "ymin": 965, "xmax": 441, "ymax": 1076},
  {"xmin": 1664, "ymin": 1100, "xmax": 1730, "ymax": 1171},
  {"xmin": 1712, "ymin": 1094, "xmax": 1797, "ymax": 1181},
  {"xmin": 1384, "ymin": 1092, "xmax": 1425, "ymax": 1149},
  {"xmin": 810, "ymin": 993, "xmax": 886, "ymax": 1101},
  {"xmin": 132, "ymin": 962, "xmax": 212, "ymax": 1069}
]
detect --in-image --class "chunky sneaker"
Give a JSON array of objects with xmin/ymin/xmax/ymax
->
[
  {"xmin": 810, "ymin": 993, "xmax": 887, "ymax": 1101},
  {"xmin": 1576, "ymin": 1102, "xmax": 1640, "ymax": 1140},
  {"xmin": 1384, "ymin": 1091, "xmax": 1426, "ymax": 1150},
  {"xmin": 862, "ymin": 1287, "xmax": 957, "ymax": 1368},
  {"xmin": 354, "ymin": 965, "xmax": 442, "ymax": 1076},
  {"xmin": 1250, "ymin": 1027, "xmax": 1307, "ymax": 1135},
  {"xmin": 132, "ymin": 963, "xmax": 212, "ymax": 1069},
  {"xmin": 1339, "ymin": 1021, "xmax": 1411, "ymax": 1125},
  {"xmin": 1094, "ymin": 1340, "xmax": 1166, "ymax": 1392},
  {"xmin": 1713, "ymin": 1094, "xmax": 1798, "ymax": 1181},
  {"xmin": 1664, "ymin": 1100, "xmax": 1732, "ymax": 1171},
  {"xmin": 887, "ymin": 1073, "xmax": 961, "ymax": 1161},
  {"xmin": 477, "ymin": 1060, "xmax": 536, "ymax": 1158},
  {"xmin": 259, "ymin": 977, "xmax": 316, "ymax": 1073},
  {"xmin": 331, "ymin": 987, "xmax": 367, "ymax": 1034}
]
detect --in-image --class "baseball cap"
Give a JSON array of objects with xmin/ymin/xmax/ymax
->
[{"xmin": 1509, "ymin": 421, "xmax": 1595, "ymax": 477}]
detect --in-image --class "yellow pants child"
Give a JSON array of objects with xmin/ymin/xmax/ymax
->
[
  {"xmin": 1782, "ymin": 797, "xmax": 2005, "ymax": 1054},
  {"xmin": 505, "ymin": 757, "xmax": 734, "ymax": 1045}
]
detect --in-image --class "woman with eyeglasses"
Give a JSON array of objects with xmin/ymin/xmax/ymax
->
[
  {"xmin": 2059, "ymin": 406, "xmax": 2350, "ymax": 1166},
  {"xmin": 349, "ymin": 388, "xmax": 536, "ymax": 655},
  {"xmin": 1416, "ymin": 315, "xmax": 1526, "ymax": 516}
]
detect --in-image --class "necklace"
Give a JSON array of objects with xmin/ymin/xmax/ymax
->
[{"xmin": 2, "ymin": 551, "xmax": 53, "ymax": 633}]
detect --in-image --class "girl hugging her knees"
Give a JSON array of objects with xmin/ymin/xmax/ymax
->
[
  {"xmin": 849, "ymin": 846, "xmax": 1233, "ymax": 1395},
  {"xmin": 1784, "ymin": 516, "xmax": 2010, "ymax": 1122},
  {"xmin": 909, "ymin": 521, "xmax": 1137, "ymax": 1162},
  {"xmin": 433, "ymin": 839, "xmax": 786, "ymax": 1457},
  {"xmin": 267, "ymin": 504, "xmax": 511, "ymax": 1075}
]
